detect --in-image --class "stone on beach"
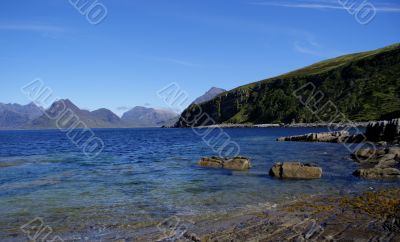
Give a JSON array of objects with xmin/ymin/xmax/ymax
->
[
  {"xmin": 198, "ymin": 156, "xmax": 251, "ymax": 170},
  {"xmin": 269, "ymin": 162, "xmax": 322, "ymax": 179}
]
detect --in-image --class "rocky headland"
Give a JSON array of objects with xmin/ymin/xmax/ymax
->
[{"xmin": 276, "ymin": 118, "xmax": 400, "ymax": 180}]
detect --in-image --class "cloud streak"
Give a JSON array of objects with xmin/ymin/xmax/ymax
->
[
  {"xmin": 293, "ymin": 41, "xmax": 327, "ymax": 56},
  {"xmin": 250, "ymin": 0, "xmax": 400, "ymax": 13}
]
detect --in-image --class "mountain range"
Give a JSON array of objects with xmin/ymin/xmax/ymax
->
[
  {"xmin": 176, "ymin": 43, "xmax": 400, "ymax": 127},
  {"xmin": 0, "ymin": 102, "xmax": 43, "ymax": 129},
  {"xmin": 0, "ymin": 87, "xmax": 225, "ymax": 129}
]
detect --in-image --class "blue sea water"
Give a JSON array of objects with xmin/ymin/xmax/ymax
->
[{"xmin": 0, "ymin": 128, "xmax": 398, "ymax": 240}]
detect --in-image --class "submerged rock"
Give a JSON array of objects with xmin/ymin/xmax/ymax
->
[
  {"xmin": 277, "ymin": 131, "xmax": 350, "ymax": 143},
  {"xmin": 269, "ymin": 162, "xmax": 322, "ymax": 179},
  {"xmin": 198, "ymin": 156, "xmax": 251, "ymax": 170}
]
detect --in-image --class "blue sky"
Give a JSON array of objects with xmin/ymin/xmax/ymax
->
[{"xmin": 1, "ymin": 0, "xmax": 399, "ymax": 115}]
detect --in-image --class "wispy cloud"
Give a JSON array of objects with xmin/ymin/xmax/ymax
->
[
  {"xmin": 291, "ymin": 32, "xmax": 344, "ymax": 57},
  {"xmin": 294, "ymin": 41, "xmax": 325, "ymax": 56},
  {"xmin": 0, "ymin": 24, "xmax": 65, "ymax": 33},
  {"xmin": 250, "ymin": 0, "xmax": 400, "ymax": 13}
]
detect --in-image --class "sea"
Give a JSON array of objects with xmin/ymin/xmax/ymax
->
[{"xmin": 0, "ymin": 128, "xmax": 398, "ymax": 241}]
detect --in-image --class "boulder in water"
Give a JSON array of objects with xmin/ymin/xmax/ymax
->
[
  {"xmin": 353, "ymin": 168, "xmax": 400, "ymax": 179},
  {"xmin": 269, "ymin": 162, "xmax": 322, "ymax": 179},
  {"xmin": 198, "ymin": 156, "xmax": 251, "ymax": 170}
]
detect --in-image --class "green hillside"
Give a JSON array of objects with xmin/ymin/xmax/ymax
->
[{"xmin": 176, "ymin": 43, "xmax": 400, "ymax": 127}]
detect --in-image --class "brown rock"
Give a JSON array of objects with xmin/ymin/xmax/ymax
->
[
  {"xmin": 387, "ymin": 147, "xmax": 400, "ymax": 157},
  {"xmin": 352, "ymin": 148, "xmax": 375, "ymax": 161},
  {"xmin": 353, "ymin": 168, "xmax": 400, "ymax": 179},
  {"xmin": 270, "ymin": 163, "xmax": 281, "ymax": 177},
  {"xmin": 198, "ymin": 156, "xmax": 251, "ymax": 170},
  {"xmin": 376, "ymin": 159, "xmax": 398, "ymax": 168},
  {"xmin": 269, "ymin": 162, "xmax": 322, "ymax": 179},
  {"xmin": 377, "ymin": 153, "xmax": 396, "ymax": 162},
  {"xmin": 198, "ymin": 156, "xmax": 223, "ymax": 169},
  {"xmin": 223, "ymin": 157, "xmax": 251, "ymax": 170}
]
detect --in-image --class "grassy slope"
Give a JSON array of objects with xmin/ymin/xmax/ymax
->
[{"xmin": 176, "ymin": 43, "xmax": 400, "ymax": 127}]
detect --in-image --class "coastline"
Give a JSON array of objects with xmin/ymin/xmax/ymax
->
[
  {"xmin": 131, "ymin": 187, "xmax": 400, "ymax": 241},
  {"xmin": 191, "ymin": 122, "xmax": 370, "ymax": 129},
  {"xmin": 3, "ymin": 187, "xmax": 398, "ymax": 241},
  {"xmin": 0, "ymin": 122, "xmax": 370, "ymax": 131}
]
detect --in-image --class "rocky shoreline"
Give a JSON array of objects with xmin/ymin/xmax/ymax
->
[
  {"xmin": 143, "ymin": 188, "xmax": 400, "ymax": 242},
  {"xmin": 275, "ymin": 118, "xmax": 400, "ymax": 180}
]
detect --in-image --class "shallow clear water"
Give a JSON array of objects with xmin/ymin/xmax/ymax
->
[{"xmin": 0, "ymin": 128, "xmax": 398, "ymax": 240}]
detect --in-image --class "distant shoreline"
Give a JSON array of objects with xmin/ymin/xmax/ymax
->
[
  {"xmin": 168, "ymin": 122, "xmax": 371, "ymax": 129},
  {"xmin": 0, "ymin": 122, "xmax": 371, "ymax": 131}
]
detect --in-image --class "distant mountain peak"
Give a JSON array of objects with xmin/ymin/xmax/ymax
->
[
  {"xmin": 209, "ymin": 87, "xmax": 225, "ymax": 92},
  {"xmin": 121, "ymin": 106, "xmax": 178, "ymax": 127},
  {"xmin": 193, "ymin": 87, "xmax": 226, "ymax": 104}
]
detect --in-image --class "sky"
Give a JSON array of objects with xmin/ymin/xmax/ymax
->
[{"xmin": 0, "ymin": 0, "xmax": 399, "ymax": 116}]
